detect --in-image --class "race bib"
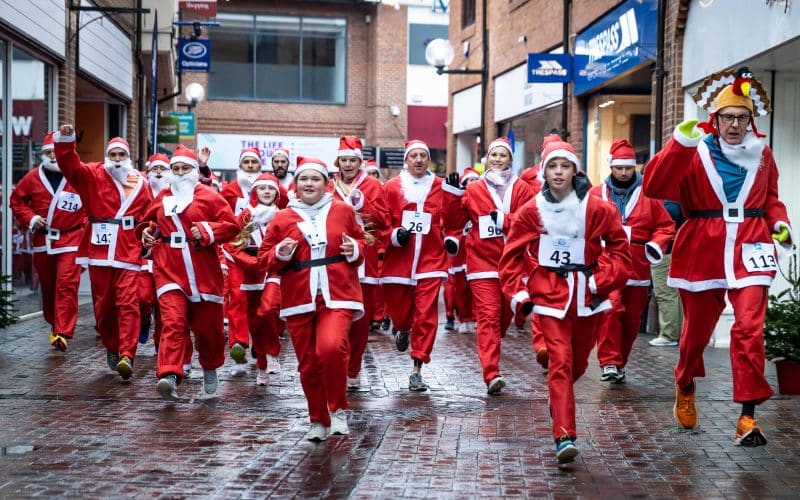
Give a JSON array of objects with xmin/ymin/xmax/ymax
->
[
  {"xmin": 91, "ymin": 223, "xmax": 117, "ymax": 246},
  {"xmin": 162, "ymin": 196, "xmax": 191, "ymax": 215},
  {"xmin": 401, "ymin": 210, "xmax": 432, "ymax": 235},
  {"xmin": 57, "ymin": 191, "xmax": 82, "ymax": 213},
  {"xmin": 478, "ymin": 215, "xmax": 503, "ymax": 239},
  {"xmin": 234, "ymin": 197, "xmax": 249, "ymax": 216},
  {"xmin": 622, "ymin": 225, "xmax": 632, "ymax": 242},
  {"xmin": 742, "ymin": 242, "xmax": 777, "ymax": 273},
  {"xmin": 538, "ymin": 234, "xmax": 585, "ymax": 266}
]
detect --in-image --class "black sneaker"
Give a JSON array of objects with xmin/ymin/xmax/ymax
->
[
  {"xmin": 381, "ymin": 318, "xmax": 391, "ymax": 331},
  {"xmin": 614, "ymin": 368, "xmax": 626, "ymax": 384},
  {"xmin": 395, "ymin": 330, "xmax": 410, "ymax": 352},
  {"xmin": 408, "ymin": 372, "xmax": 428, "ymax": 392},
  {"xmin": 600, "ymin": 365, "xmax": 620, "ymax": 382},
  {"xmin": 444, "ymin": 317, "xmax": 455, "ymax": 331},
  {"xmin": 139, "ymin": 315, "xmax": 152, "ymax": 344}
]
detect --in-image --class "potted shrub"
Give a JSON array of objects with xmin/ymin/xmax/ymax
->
[{"xmin": 764, "ymin": 244, "xmax": 800, "ymax": 395}]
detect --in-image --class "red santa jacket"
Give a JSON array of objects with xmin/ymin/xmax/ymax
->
[
  {"xmin": 519, "ymin": 164, "xmax": 543, "ymax": 194},
  {"xmin": 592, "ymin": 181, "xmax": 675, "ymax": 286},
  {"xmin": 138, "ymin": 184, "xmax": 238, "ymax": 302},
  {"xmin": 224, "ymin": 204, "xmax": 281, "ymax": 291},
  {"xmin": 643, "ymin": 131, "xmax": 792, "ymax": 291},
  {"xmin": 260, "ymin": 194, "xmax": 366, "ymax": 320},
  {"xmin": 443, "ymin": 175, "xmax": 534, "ymax": 281},
  {"xmin": 499, "ymin": 190, "xmax": 631, "ymax": 318},
  {"xmin": 381, "ymin": 171, "xmax": 448, "ymax": 285},
  {"xmin": 332, "ymin": 170, "xmax": 390, "ymax": 285},
  {"xmin": 54, "ymin": 135, "xmax": 151, "ymax": 271},
  {"xmin": 10, "ymin": 166, "xmax": 86, "ymax": 255}
]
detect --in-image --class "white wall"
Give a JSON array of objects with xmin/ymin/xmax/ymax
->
[
  {"xmin": 0, "ymin": 0, "xmax": 66, "ymax": 59},
  {"xmin": 494, "ymin": 63, "xmax": 562, "ymax": 123},
  {"xmin": 452, "ymin": 84, "xmax": 480, "ymax": 133},
  {"xmin": 78, "ymin": 0, "xmax": 134, "ymax": 100}
]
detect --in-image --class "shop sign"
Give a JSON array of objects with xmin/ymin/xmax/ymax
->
[
  {"xmin": 169, "ymin": 112, "xmax": 196, "ymax": 138},
  {"xmin": 197, "ymin": 133, "xmax": 341, "ymax": 170},
  {"xmin": 573, "ymin": 0, "xmax": 657, "ymax": 95},
  {"xmin": 527, "ymin": 53, "xmax": 572, "ymax": 83},
  {"xmin": 178, "ymin": 39, "xmax": 211, "ymax": 72},
  {"xmin": 157, "ymin": 116, "xmax": 180, "ymax": 144},
  {"xmin": 179, "ymin": 0, "xmax": 217, "ymax": 17},
  {"xmin": 379, "ymin": 148, "xmax": 406, "ymax": 169}
]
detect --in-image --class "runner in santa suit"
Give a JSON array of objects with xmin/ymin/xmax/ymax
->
[
  {"xmin": 139, "ymin": 145, "xmax": 239, "ymax": 401},
  {"xmin": 54, "ymin": 124, "xmax": 152, "ymax": 381},
  {"xmin": 363, "ymin": 159, "xmax": 389, "ymax": 330},
  {"xmin": 381, "ymin": 140, "xmax": 448, "ymax": 392},
  {"xmin": 499, "ymin": 140, "xmax": 630, "ymax": 464},
  {"xmin": 593, "ymin": 139, "xmax": 675, "ymax": 384},
  {"xmin": 330, "ymin": 136, "xmax": 390, "ymax": 391},
  {"xmin": 443, "ymin": 137, "xmax": 535, "ymax": 395},
  {"xmin": 220, "ymin": 147, "xmax": 263, "ymax": 372},
  {"xmin": 267, "ymin": 147, "xmax": 295, "ymax": 197},
  {"xmin": 225, "ymin": 173, "xmax": 284, "ymax": 386},
  {"xmin": 643, "ymin": 71, "xmax": 793, "ymax": 446},
  {"xmin": 10, "ymin": 131, "xmax": 86, "ymax": 352},
  {"xmin": 260, "ymin": 157, "xmax": 366, "ymax": 441}
]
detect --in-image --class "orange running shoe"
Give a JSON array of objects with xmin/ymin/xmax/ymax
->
[
  {"xmin": 735, "ymin": 416, "xmax": 767, "ymax": 447},
  {"xmin": 536, "ymin": 347, "xmax": 549, "ymax": 369},
  {"xmin": 673, "ymin": 383, "xmax": 697, "ymax": 429}
]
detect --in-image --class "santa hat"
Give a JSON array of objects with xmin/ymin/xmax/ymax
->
[
  {"xmin": 460, "ymin": 167, "xmax": 480, "ymax": 185},
  {"xmin": 146, "ymin": 153, "xmax": 170, "ymax": 171},
  {"xmin": 404, "ymin": 139, "xmax": 430, "ymax": 161},
  {"xmin": 106, "ymin": 137, "xmax": 130, "ymax": 156},
  {"xmin": 337, "ymin": 136, "xmax": 363, "ymax": 159},
  {"xmin": 365, "ymin": 159, "xmax": 380, "ymax": 174},
  {"xmin": 294, "ymin": 156, "xmax": 329, "ymax": 178},
  {"xmin": 42, "ymin": 131, "xmax": 55, "ymax": 152},
  {"xmin": 608, "ymin": 139, "xmax": 636, "ymax": 167},
  {"xmin": 266, "ymin": 147, "xmax": 291, "ymax": 173},
  {"xmin": 540, "ymin": 141, "xmax": 581, "ymax": 172},
  {"xmin": 487, "ymin": 137, "xmax": 513, "ymax": 158},
  {"xmin": 170, "ymin": 145, "xmax": 199, "ymax": 168},
  {"xmin": 250, "ymin": 173, "xmax": 280, "ymax": 205},
  {"xmin": 540, "ymin": 132, "xmax": 562, "ymax": 153},
  {"xmin": 239, "ymin": 147, "xmax": 262, "ymax": 166}
]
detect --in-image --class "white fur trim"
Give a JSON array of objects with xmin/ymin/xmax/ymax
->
[
  {"xmin": 275, "ymin": 246, "xmax": 294, "ymax": 261},
  {"xmin": 170, "ymin": 155, "xmax": 199, "ymax": 168},
  {"xmin": 610, "ymin": 158, "xmax": 636, "ymax": 166},
  {"xmin": 28, "ymin": 215, "xmax": 45, "ymax": 232},
  {"xmin": 53, "ymin": 131, "xmax": 76, "ymax": 143},
  {"xmin": 337, "ymin": 149, "xmax": 363, "ymax": 159},
  {"xmin": 510, "ymin": 290, "xmax": 530, "ymax": 313},
  {"xmin": 239, "ymin": 151, "xmax": 261, "ymax": 163},
  {"xmin": 294, "ymin": 162, "xmax": 328, "ymax": 178},
  {"xmin": 672, "ymin": 125, "xmax": 702, "ymax": 148},
  {"xmin": 719, "ymin": 133, "xmax": 765, "ymax": 171},
  {"xmin": 441, "ymin": 182, "xmax": 465, "ymax": 196},
  {"xmin": 390, "ymin": 227, "xmax": 404, "ymax": 247},
  {"xmin": 344, "ymin": 234, "xmax": 359, "ymax": 263},
  {"xmin": 466, "ymin": 271, "xmax": 499, "ymax": 281},
  {"xmin": 251, "ymin": 179, "xmax": 279, "ymax": 192},
  {"xmin": 404, "ymin": 142, "xmax": 430, "ymax": 161},
  {"xmin": 541, "ymin": 149, "xmax": 580, "ymax": 172},
  {"xmin": 147, "ymin": 160, "xmax": 169, "ymax": 171},
  {"xmin": 106, "ymin": 141, "xmax": 130, "ymax": 155},
  {"xmin": 644, "ymin": 241, "xmax": 663, "ymax": 264},
  {"xmin": 487, "ymin": 140, "xmax": 513, "ymax": 158},
  {"xmin": 199, "ymin": 221, "xmax": 214, "ymax": 245},
  {"xmin": 443, "ymin": 236, "xmax": 459, "ymax": 256},
  {"xmin": 588, "ymin": 275, "xmax": 598, "ymax": 294},
  {"xmin": 348, "ymin": 189, "xmax": 365, "ymax": 211}
]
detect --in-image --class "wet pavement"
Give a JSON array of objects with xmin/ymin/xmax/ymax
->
[{"xmin": 1, "ymin": 303, "xmax": 799, "ymax": 498}]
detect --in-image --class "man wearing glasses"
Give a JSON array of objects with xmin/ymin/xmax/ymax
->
[{"xmin": 643, "ymin": 69, "xmax": 793, "ymax": 447}]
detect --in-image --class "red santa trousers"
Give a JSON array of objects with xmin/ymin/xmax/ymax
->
[
  {"xmin": 156, "ymin": 290, "xmax": 226, "ymax": 380},
  {"xmin": 539, "ymin": 300, "xmax": 600, "ymax": 441},
  {"xmin": 596, "ymin": 286, "xmax": 650, "ymax": 368},
  {"xmin": 372, "ymin": 283, "xmax": 386, "ymax": 322},
  {"xmin": 444, "ymin": 273, "xmax": 455, "ymax": 318},
  {"xmin": 531, "ymin": 314, "xmax": 546, "ymax": 352},
  {"xmin": 88, "ymin": 266, "xmax": 140, "ymax": 359},
  {"xmin": 225, "ymin": 262, "xmax": 250, "ymax": 347},
  {"xmin": 675, "ymin": 287, "xmax": 773, "ymax": 403},
  {"xmin": 247, "ymin": 284, "xmax": 282, "ymax": 370},
  {"xmin": 285, "ymin": 295, "xmax": 353, "ymax": 427},
  {"xmin": 383, "ymin": 278, "xmax": 442, "ymax": 363},
  {"xmin": 470, "ymin": 278, "xmax": 513, "ymax": 383},
  {"xmin": 33, "ymin": 252, "xmax": 81, "ymax": 337},
  {"xmin": 137, "ymin": 271, "xmax": 163, "ymax": 346},
  {"xmin": 451, "ymin": 271, "xmax": 475, "ymax": 322},
  {"xmin": 348, "ymin": 283, "xmax": 375, "ymax": 378}
]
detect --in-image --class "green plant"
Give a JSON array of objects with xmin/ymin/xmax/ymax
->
[
  {"xmin": 764, "ymin": 245, "xmax": 800, "ymax": 363},
  {"xmin": 0, "ymin": 274, "xmax": 18, "ymax": 329}
]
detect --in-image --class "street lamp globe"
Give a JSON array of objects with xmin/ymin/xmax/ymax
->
[
  {"xmin": 425, "ymin": 38, "xmax": 455, "ymax": 68},
  {"xmin": 184, "ymin": 82, "xmax": 206, "ymax": 105}
]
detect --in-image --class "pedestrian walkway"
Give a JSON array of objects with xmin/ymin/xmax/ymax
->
[{"xmin": 0, "ymin": 304, "xmax": 798, "ymax": 497}]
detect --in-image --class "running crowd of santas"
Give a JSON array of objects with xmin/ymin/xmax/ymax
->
[{"xmin": 9, "ymin": 70, "xmax": 794, "ymax": 464}]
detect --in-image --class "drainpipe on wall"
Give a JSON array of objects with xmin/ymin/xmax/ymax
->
[
  {"xmin": 654, "ymin": 0, "xmax": 666, "ymax": 151},
  {"xmin": 561, "ymin": 0, "xmax": 570, "ymax": 139}
]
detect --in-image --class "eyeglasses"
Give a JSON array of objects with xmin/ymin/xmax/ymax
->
[{"xmin": 718, "ymin": 113, "xmax": 751, "ymax": 126}]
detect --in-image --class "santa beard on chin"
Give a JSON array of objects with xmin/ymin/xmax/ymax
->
[
  {"xmin": 171, "ymin": 168, "xmax": 199, "ymax": 199},
  {"xmin": 104, "ymin": 158, "xmax": 135, "ymax": 183},
  {"xmin": 237, "ymin": 169, "xmax": 260, "ymax": 191},
  {"xmin": 41, "ymin": 155, "xmax": 60, "ymax": 172},
  {"xmin": 148, "ymin": 172, "xmax": 172, "ymax": 195}
]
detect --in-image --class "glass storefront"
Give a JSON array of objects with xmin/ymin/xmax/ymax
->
[{"xmin": 497, "ymin": 104, "xmax": 563, "ymax": 175}]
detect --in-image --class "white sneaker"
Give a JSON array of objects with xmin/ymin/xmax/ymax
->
[
  {"xmin": 203, "ymin": 369, "xmax": 219, "ymax": 395},
  {"xmin": 230, "ymin": 365, "xmax": 247, "ymax": 377},
  {"xmin": 305, "ymin": 422, "xmax": 328, "ymax": 442},
  {"xmin": 467, "ymin": 321, "xmax": 477, "ymax": 334},
  {"xmin": 329, "ymin": 408, "xmax": 349, "ymax": 435},
  {"xmin": 649, "ymin": 336, "xmax": 678, "ymax": 347},
  {"xmin": 457, "ymin": 322, "xmax": 469, "ymax": 334},
  {"xmin": 267, "ymin": 354, "xmax": 281, "ymax": 374},
  {"xmin": 256, "ymin": 368, "xmax": 268, "ymax": 386},
  {"xmin": 347, "ymin": 375, "xmax": 360, "ymax": 390},
  {"xmin": 601, "ymin": 365, "xmax": 620, "ymax": 382}
]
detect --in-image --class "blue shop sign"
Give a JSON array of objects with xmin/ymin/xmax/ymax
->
[
  {"xmin": 178, "ymin": 39, "xmax": 211, "ymax": 72},
  {"xmin": 573, "ymin": 0, "xmax": 657, "ymax": 96},
  {"xmin": 527, "ymin": 53, "xmax": 572, "ymax": 83}
]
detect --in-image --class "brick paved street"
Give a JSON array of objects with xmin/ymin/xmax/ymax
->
[{"xmin": 1, "ymin": 303, "xmax": 799, "ymax": 498}]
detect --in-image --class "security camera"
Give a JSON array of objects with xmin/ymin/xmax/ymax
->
[{"xmin": 389, "ymin": 105, "xmax": 401, "ymax": 117}]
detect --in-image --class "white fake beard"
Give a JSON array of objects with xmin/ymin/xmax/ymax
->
[
  {"xmin": 104, "ymin": 158, "xmax": 135, "ymax": 183},
  {"xmin": 171, "ymin": 169, "xmax": 199, "ymax": 200},
  {"xmin": 41, "ymin": 155, "xmax": 60, "ymax": 172},
  {"xmin": 250, "ymin": 203, "xmax": 277, "ymax": 226},
  {"xmin": 399, "ymin": 170, "xmax": 434, "ymax": 205},
  {"xmin": 237, "ymin": 169, "xmax": 260, "ymax": 192},
  {"xmin": 536, "ymin": 190, "xmax": 582, "ymax": 238},
  {"xmin": 719, "ymin": 133, "xmax": 765, "ymax": 171},
  {"xmin": 148, "ymin": 172, "xmax": 172, "ymax": 196}
]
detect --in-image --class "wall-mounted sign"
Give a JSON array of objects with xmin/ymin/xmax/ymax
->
[
  {"xmin": 179, "ymin": 0, "xmax": 217, "ymax": 17},
  {"xmin": 527, "ymin": 53, "xmax": 572, "ymax": 83},
  {"xmin": 379, "ymin": 147, "xmax": 406, "ymax": 169},
  {"xmin": 169, "ymin": 112, "xmax": 196, "ymax": 138},
  {"xmin": 157, "ymin": 116, "xmax": 180, "ymax": 144},
  {"xmin": 178, "ymin": 39, "xmax": 211, "ymax": 72},
  {"xmin": 572, "ymin": 0, "xmax": 657, "ymax": 95}
]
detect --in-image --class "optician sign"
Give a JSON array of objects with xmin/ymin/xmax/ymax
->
[
  {"xmin": 527, "ymin": 53, "xmax": 572, "ymax": 83},
  {"xmin": 178, "ymin": 39, "xmax": 211, "ymax": 72},
  {"xmin": 572, "ymin": 0, "xmax": 657, "ymax": 95}
]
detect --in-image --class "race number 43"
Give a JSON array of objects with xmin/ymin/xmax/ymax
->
[
  {"xmin": 742, "ymin": 242, "xmax": 777, "ymax": 272},
  {"xmin": 538, "ymin": 234, "xmax": 585, "ymax": 266}
]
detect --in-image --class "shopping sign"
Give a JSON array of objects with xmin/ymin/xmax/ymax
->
[
  {"xmin": 527, "ymin": 53, "xmax": 572, "ymax": 83},
  {"xmin": 169, "ymin": 112, "xmax": 195, "ymax": 138},
  {"xmin": 179, "ymin": 0, "xmax": 217, "ymax": 17},
  {"xmin": 178, "ymin": 39, "xmax": 211, "ymax": 72},
  {"xmin": 157, "ymin": 116, "xmax": 180, "ymax": 144}
]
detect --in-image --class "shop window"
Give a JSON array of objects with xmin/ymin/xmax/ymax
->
[
  {"xmin": 108, "ymin": 103, "xmax": 126, "ymax": 141},
  {"xmin": 462, "ymin": 0, "xmax": 476, "ymax": 27},
  {"xmin": 209, "ymin": 13, "xmax": 346, "ymax": 103}
]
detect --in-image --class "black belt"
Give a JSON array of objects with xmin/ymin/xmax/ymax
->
[
  {"xmin": 630, "ymin": 239, "xmax": 649, "ymax": 246},
  {"xmin": 543, "ymin": 262, "xmax": 596, "ymax": 279},
  {"xmin": 88, "ymin": 216, "xmax": 140, "ymax": 226},
  {"xmin": 35, "ymin": 224, "xmax": 83, "ymax": 235},
  {"xmin": 159, "ymin": 234, "xmax": 200, "ymax": 249},
  {"xmin": 689, "ymin": 208, "xmax": 764, "ymax": 219},
  {"xmin": 244, "ymin": 247, "xmax": 258, "ymax": 257},
  {"xmin": 280, "ymin": 255, "xmax": 347, "ymax": 274}
]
